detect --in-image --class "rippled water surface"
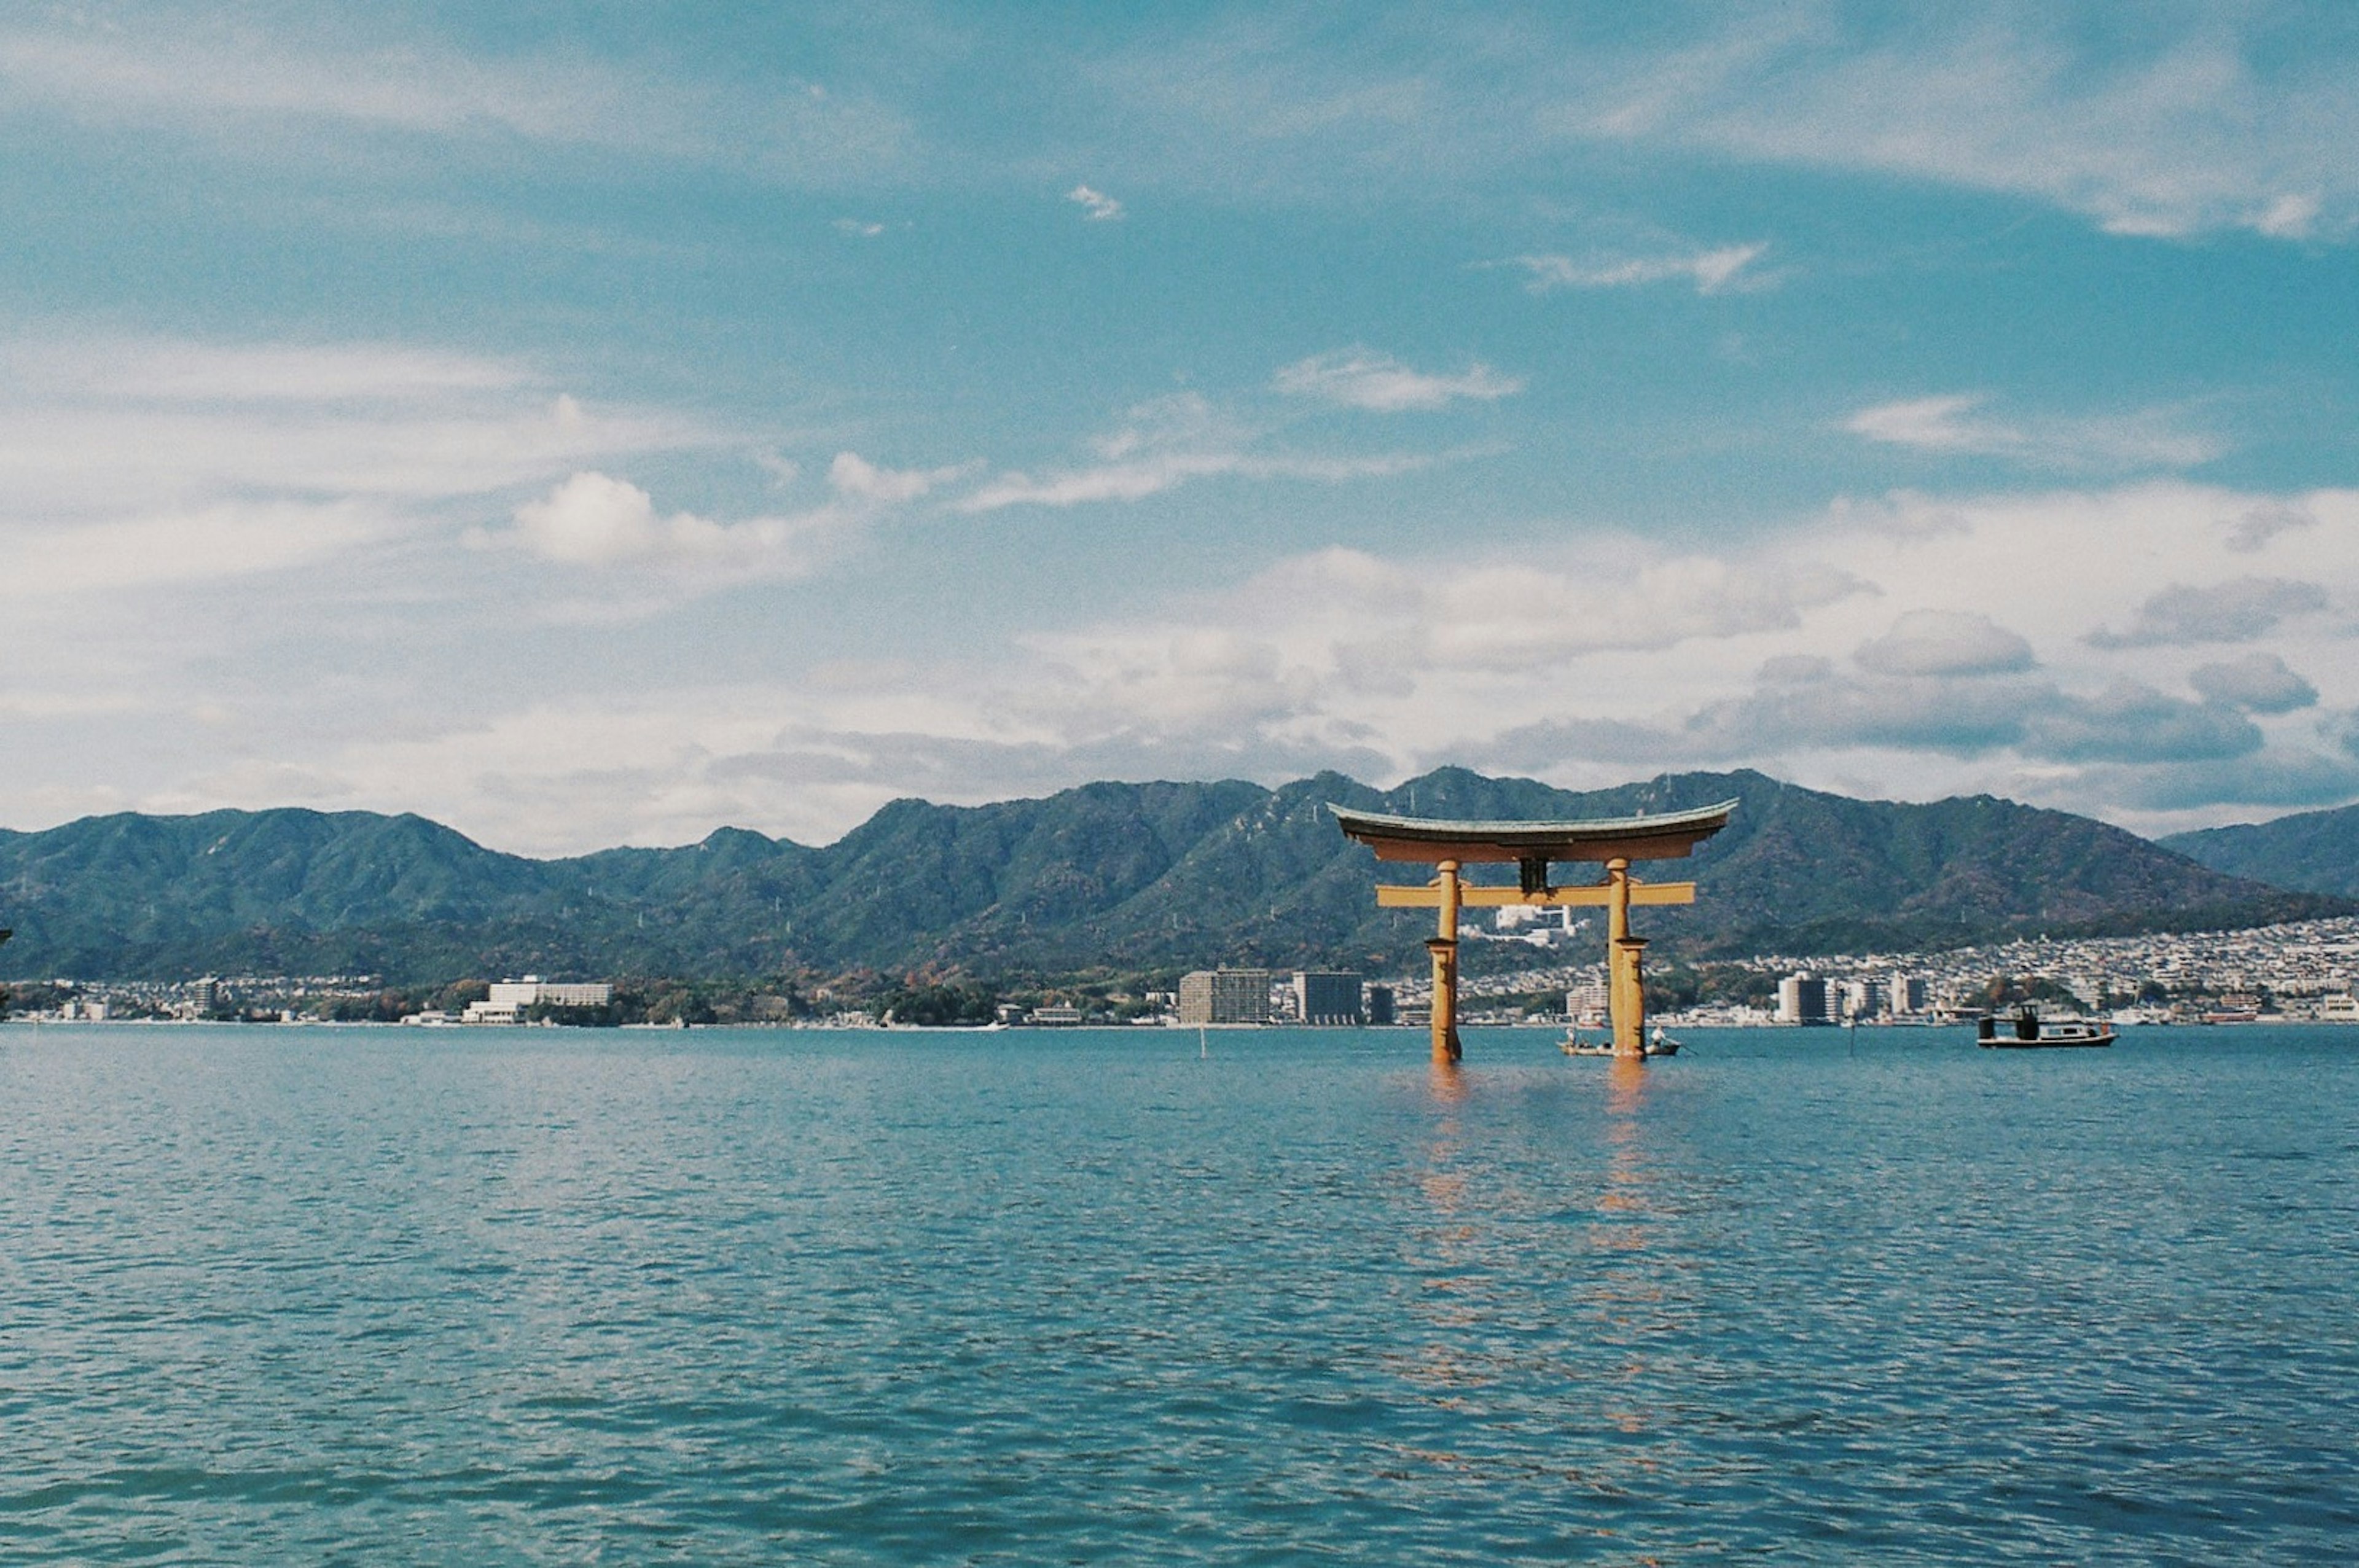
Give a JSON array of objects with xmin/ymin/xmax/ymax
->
[{"xmin": 2, "ymin": 1023, "xmax": 2355, "ymax": 1563}]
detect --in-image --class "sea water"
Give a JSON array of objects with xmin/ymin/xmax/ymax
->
[{"xmin": 1, "ymin": 1024, "xmax": 2353, "ymax": 1564}]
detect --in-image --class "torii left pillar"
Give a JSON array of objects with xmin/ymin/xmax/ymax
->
[{"xmin": 1426, "ymin": 859, "xmax": 1462, "ymax": 1064}]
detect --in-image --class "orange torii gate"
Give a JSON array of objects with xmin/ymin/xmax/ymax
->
[{"xmin": 1330, "ymin": 799, "xmax": 1737, "ymax": 1062}]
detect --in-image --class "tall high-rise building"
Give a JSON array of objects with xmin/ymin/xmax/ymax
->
[
  {"xmin": 1179, "ymin": 969, "xmax": 1272, "ymax": 1025},
  {"xmin": 1777, "ymin": 974, "xmax": 1830, "ymax": 1026},
  {"xmin": 1291, "ymin": 971, "xmax": 1364, "ymax": 1025}
]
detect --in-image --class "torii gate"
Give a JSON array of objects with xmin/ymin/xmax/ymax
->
[{"xmin": 1329, "ymin": 799, "xmax": 1737, "ymax": 1062}]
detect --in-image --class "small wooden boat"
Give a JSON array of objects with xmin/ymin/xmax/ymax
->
[
  {"xmin": 1976, "ymin": 1007, "xmax": 2115, "ymax": 1049},
  {"xmin": 1562, "ymin": 1028, "xmax": 1681, "ymax": 1058}
]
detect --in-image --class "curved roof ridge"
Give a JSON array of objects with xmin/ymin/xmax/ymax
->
[{"xmin": 1328, "ymin": 798, "xmax": 1739, "ymax": 863}]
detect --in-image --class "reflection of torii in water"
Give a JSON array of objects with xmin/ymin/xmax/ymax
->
[{"xmin": 1331, "ymin": 798, "xmax": 1736, "ymax": 1062}]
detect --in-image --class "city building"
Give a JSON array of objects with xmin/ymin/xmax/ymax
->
[
  {"xmin": 1365, "ymin": 985, "xmax": 1396, "ymax": 1026},
  {"xmin": 1777, "ymin": 974, "xmax": 1831, "ymax": 1025},
  {"xmin": 466, "ymin": 977, "xmax": 613, "ymax": 1024},
  {"xmin": 487, "ymin": 977, "xmax": 612, "ymax": 1010},
  {"xmin": 1291, "ymin": 971, "xmax": 1364, "ymax": 1025},
  {"xmin": 1178, "ymin": 969, "xmax": 1272, "ymax": 1025},
  {"xmin": 1565, "ymin": 980, "xmax": 1610, "ymax": 1026}
]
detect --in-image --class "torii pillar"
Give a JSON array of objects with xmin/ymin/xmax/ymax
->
[
  {"xmin": 1329, "ymin": 798, "xmax": 1737, "ymax": 1060},
  {"xmin": 1424, "ymin": 860, "xmax": 1463, "ymax": 1063}
]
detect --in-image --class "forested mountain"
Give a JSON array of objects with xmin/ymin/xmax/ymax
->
[
  {"xmin": 2161, "ymin": 802, "xmax": 2359, "ymax": 899},
  {"xmin": 0, "ymin": 770, "xmax": 2341, "ymax": 984}
]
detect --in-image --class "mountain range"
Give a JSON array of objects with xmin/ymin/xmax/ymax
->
[
  {"xmin": 0, "ymin": 768, "xmax": 2345, "ymax": 985},
  {"xmin": 2162, "ymin": 801, "xmax": 2359, "ymax": 899}
]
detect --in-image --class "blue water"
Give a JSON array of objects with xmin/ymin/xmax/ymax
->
[{"xmin": 1, "ymin": 1024, "xmax": 2353, "ymax": 1564}]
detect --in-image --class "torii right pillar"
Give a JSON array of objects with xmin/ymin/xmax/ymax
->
[{"xmin": 1604, "ymin": 857, "xmax": 1648, "ymax": 1058}]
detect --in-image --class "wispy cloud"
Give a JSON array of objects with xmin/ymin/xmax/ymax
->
[
  {"xmin": 1066, "ymin": 183, "xmax": 1124, "ymax": 220},
  {"xmin": 1272, "ymin": 349, "xmax": 1522, "ymax": 412},
  {"xmin": 1581, "ymin": 13, "xmax": 2359, "ymax": 241},
  {"xmin": 959, "ymin": 450, "xmax": 1430, "ymax": 512},
  {"xmin": 1086, "ymin": 11, "xmax": 2359, "ymax": 241},
  {"xmin": 956, "ymin": 392, "xmax": 1439, "ymax": 512},
  {"xmin": 1509, "ymin": 243, "xmax": 1767, "ymax": 295},
  {"xmin": 0, "ymin": 16, "xmax": 917, "ymax": 184},
  {"xmin": 0, "ymin": 335, "xmax": 697, "ymax": 526},
  {"xmin": 1845, "ymin": 393, "xmax": 2222, "ymax": 472}
]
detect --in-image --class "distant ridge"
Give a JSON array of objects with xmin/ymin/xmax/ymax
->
[
  {"xmin": 0, "ymin": 770, "xmax": 2342, "ymax": 983},
  {"xmin": 2161, "ymin": 801, "xmax": 2359, "ymax": 899}
]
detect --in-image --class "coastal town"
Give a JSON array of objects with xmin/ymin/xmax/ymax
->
[{"xmin": 15, "ymin": 915, "xmax": 2359, "ymax": 1031}]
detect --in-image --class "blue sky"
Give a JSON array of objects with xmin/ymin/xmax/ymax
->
[{"xmin": 4, "ymin": 1, "xmax": 2358, "ymax": 853}]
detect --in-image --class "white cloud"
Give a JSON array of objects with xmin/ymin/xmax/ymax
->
[
  {"xmin": 958, "ymin": 481, "xmax": 2359, "ymax": 842},
  {"xmin": 504, "ymin": 453, "xmax": 960, "ymax": 575},
  {"xmin": 1845, "ymin": 394, "xmax": 1997, "ymax": 453},
  {"xmin": 2086, "ymin": 576, "xmax": 2332, "ymax": 649},
  {"xmin": 2188, "ymin": 652, "xmax": 2318, "ymax": 714},
  {"xmin": 58, "ymin": 480, "xmax": 2359, "ymax": 853},
  {"xmin": 1272, "ymin": 349, "xmax": 1524, "ymax": 412},
  {"xmin": 1854, "ymin": 610, "xmax": 2035, "ymax": 677},
  {"xmin": 1066, "ymin": 184, "xmax": 1124, "ymax": 220},
  {"xmin": 1511, "ymin": 243, "xmax": 1767, "ymax": 295},
  {"xmin": 828, "ymin": 451, "xmax": 958, "ymax": 504},
  {"xmin": 1845, "ymin": 393, "xmax": 2222, "ymax": 471}
]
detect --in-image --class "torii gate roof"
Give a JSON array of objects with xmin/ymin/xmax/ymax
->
[{"xmin": 1328, "ymin": 798, "xmax": 1739, "ymax": 864}]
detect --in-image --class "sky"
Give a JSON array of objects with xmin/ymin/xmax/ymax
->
[{"xmin": 4, "ymin": 1, "xmax": 2359, "ymax": 856}]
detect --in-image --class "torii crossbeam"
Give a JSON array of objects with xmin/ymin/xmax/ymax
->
[{"xmin": 1330, "ymin": 798, "xmax": 1738, "ymax": 1063}]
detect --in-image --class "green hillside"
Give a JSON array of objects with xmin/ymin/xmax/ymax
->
[
  {"xmin": 2161, "ymin": 803, "xmax": 2359, "ymax": 899},
  {"xmin": 0, "ymin": 770, "xmax": 2341, "ymax": 984}
]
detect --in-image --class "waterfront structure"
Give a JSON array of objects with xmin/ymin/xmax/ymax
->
[
  {"xmin": 465, "ymin": 977, "xmax": 614, "ymax": 1024},
  {"xmin": 1291, "ymin": 970, "xmax": 1364, "ymax": 1026},
  {"xmin": 1178, "ymin": 969, "xmax": 1272, "ymax": 1025},
  {"xmin": 488, "ymin": 978, "xmax": 612, "ymax": 1010},
  {"xmin": 1365, "ymin": 985, "xmax": 1396, "ymax": 1026},
  {"xmin": 1331, "ymin": 798, "xmax": 1736, "ymax": 1061}
]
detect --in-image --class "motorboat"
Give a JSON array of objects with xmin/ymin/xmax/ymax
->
[{"xmin": 1976, "ymin": 1007, "xmax": 2115, "ymax": 1048}]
